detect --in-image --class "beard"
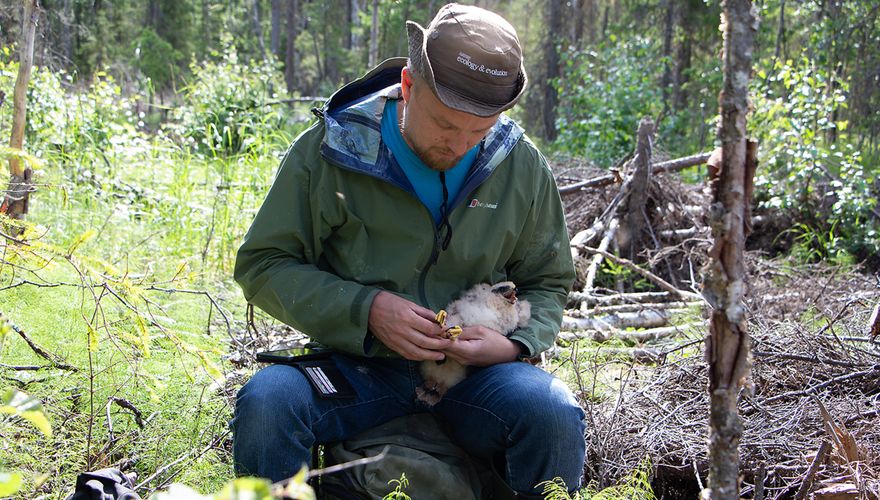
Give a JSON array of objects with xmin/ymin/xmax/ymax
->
[{"xmin": 400, "ymin": 120, "xmax": 461, "ymax": 171}]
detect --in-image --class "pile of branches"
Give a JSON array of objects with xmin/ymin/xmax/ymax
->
[
  {"xmin": 581, "ymin": 296, "xmax": 879, "ymax": 499},
  {"xmin": 554, "ymin": 121, "xmax": 880, "ymax": 498}
]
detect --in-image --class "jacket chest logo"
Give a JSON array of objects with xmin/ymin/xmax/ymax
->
[{"xmin": 468, "ymin": 198, "xmax": 498, "ymax": 210}]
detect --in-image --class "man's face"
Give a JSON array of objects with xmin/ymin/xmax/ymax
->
[{"xmin": 399, "ymin": 68, "xmax": 499, "ymax": 171}]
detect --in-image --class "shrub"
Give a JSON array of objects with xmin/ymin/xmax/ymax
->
[{"xmin": 172, "ymin": 43, "xmax": 292, "ymax": 157}]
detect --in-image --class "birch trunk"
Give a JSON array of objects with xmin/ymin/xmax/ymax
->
[
  {"xmin": 702, "ymin": 0, "xmax": 759, "ymax": 497},
  {"xmin": 2, "ymin": 0, "xmax": 39, "ymax": 225}
]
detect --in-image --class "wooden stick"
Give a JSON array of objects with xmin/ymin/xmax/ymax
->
[
  {"xmin": 580, "ymin": 246, "xmax": 703, "ymax": 301},
  {"xmin": 568, "ymin": 290, "xmax": 685, "ymax": 305},
  {"xmin": 559, "ymin": 152, "xmax": 712, "ymax": 195},
  {"xmin": 584, "ymin": 219, "xmax": 619, "ymax": 294},
  {"xmin": 793, "ymin": 440, "xmax": 831, "ymax": 499}
]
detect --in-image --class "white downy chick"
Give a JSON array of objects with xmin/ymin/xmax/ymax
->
[{"xmin": 416, "ymin": 281, "xmax": 531, "ymax": 406}]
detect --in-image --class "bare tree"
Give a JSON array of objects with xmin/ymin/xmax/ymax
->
[
  {"xmin": 543, "ymin": 0, "xmax": 562, "ymax": 141},
  {"xmin": 703, "ymin": 0, "xmax": 759, "ymax": 497},
  {"xmin": 369, "ymin": 0, "xmax": 378, "ymax": 68},
  {"xmin": 271, "ymin": 0, "xmax": 283, "ymax": 57},
  {"xmin": 252, "ymin": 0, "xmax": 266, "ymax": 60},
  {"xmin": 284, "ymin": 0, "xmax": 300, "ymax": 94},
  {"xmin": 1, "ymin": 0, "xmax": 39, "ymax": 227}
]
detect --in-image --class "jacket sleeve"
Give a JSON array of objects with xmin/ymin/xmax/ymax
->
[
  {"xmin": 233, "ymin": 135, "xmax": 380, "ymax": 356},
  {"xmin": 505, "ymin": 146, "xmax": 576, "ymax": 357}
]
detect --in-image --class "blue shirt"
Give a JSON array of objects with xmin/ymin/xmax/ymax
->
[{"xmin": 381, "ymin": 99, "xmax": 478, "ymax": 224}]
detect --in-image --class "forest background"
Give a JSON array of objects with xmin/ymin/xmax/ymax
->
[{"xmin": 0, "ymin": 0, "xmax": 878, "ymax": 498}]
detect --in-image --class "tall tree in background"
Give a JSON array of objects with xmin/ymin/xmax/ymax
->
[
  {"xmin": 369, "ymin": 0, "xmax": 378, "ymax": 67},
  {"xmin": 703, "ymin": 0, "xmax": 758, "ymax": 497},
  {"xmin": 252, "ymin": 0, "xmax": 266, "ymax": 60},
  {"xmin": 271, "ymin": 0, "xmax": 283, "ymax": 57},
  {"xmin": 284, "ymin": 0, "xmax": 300, "ymax": 94},
  {"xmin": 542, "ymin": 0, "xmax": 562, "ymax": 141},
  {"xmin": 1, "ymin": 0, "xmax": 38, "ymax": 226}
]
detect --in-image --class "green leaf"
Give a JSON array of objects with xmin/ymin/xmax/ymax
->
[
  {"xmin": 0, "ymin": 388, "xmax": 52, "ymax": 436},
  {"xmin": 87, "ymin": 324, "xmax": 99, "ymax": 352},
  {"xmin": 148, "ymin": 483, "xmax": 211, "ymax": 499},
  {"xmin": 217, "ymin": 477, "xmax": 276, "ymax": 500},
  {"xmin": 0, "ymin": 472, "xmax": 23, "ymax": 497},
  {"xmin": 277, "ymin": 467, "xmax": 315, "ymax": 500}
]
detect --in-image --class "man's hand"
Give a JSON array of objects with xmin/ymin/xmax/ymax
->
[
  {"xmin": 442, "ymin": 326, "xmax": 521, "ymax": 367},
  {"xmin": 368, "ymin": 291, "xmax": 451, "ymax": 361}
]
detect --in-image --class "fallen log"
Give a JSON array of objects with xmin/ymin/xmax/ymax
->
[
  {"xmin": 560, "ymin": 321, "xmax": 704, "ymax": 343},
  {"xmin": 568, "ymin": 290, "xmax": 689, "ymax": 306},
  {"xmin": 559, "ymin": 151, "xmax": 712, "ymax": 196},
  {"xmin": 562, "ymin": 309, "xmax": 671, "ymax": 332}
]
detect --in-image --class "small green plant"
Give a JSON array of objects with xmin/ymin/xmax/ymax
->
[
  {"xmin": 383, "ymin": 473, "xmax": 412, "ymax": 500},
  {"xmin": 171, "ymin": 40, "xmax": 292, "ymax": 157},
  {"xmin": 539, "ymin": 477, "xmax": 580, "ymax": 500},
  {"xmin": 0, "ymin": 387, "xmax": 52, "ymax": 497},
  {"xmin": 582, "ymin": 455, "xmax": 655, "ymax": 499}
]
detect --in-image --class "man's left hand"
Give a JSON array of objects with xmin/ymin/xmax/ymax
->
[{"xmin": 442, "ymin": 326, "xmax": 520, "ymax": 366}]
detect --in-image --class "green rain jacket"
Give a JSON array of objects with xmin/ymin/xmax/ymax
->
[{"xmin": 234, "ymin": 58, "xmax": 575, "ymax": 358}]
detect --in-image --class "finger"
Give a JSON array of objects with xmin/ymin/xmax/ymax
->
[
  {"xmin": 397, "ymin": 341, "xmax": 447, "ymax": 361},
  {"xmin": 408, "ymin": 329, "xmax": 453, "ymax": 350},
  {"xmin": 411, "ymin": 306, "xmax": 440, "ymax": 322}
]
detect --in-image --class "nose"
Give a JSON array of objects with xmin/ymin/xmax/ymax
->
[{"xmin": 445, "ymin": 134, "xmax": 471, "ymax": 157}]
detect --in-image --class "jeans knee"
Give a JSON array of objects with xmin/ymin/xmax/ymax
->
[{"xmin": 234, "ymin": 364, "xmax": 311, "ymax": 428}]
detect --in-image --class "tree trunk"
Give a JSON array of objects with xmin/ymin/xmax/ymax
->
[
  {"xmin": 271, "ymin": 0, "xmax": 283, "ymax": 57},
  {"xmin": 2, "ymin": 0, "xmax": 38, "ymax": 225},
  {"xmin": 59, "ymin": 0, "xmax": 74, "ymax": 67},
  {"xmin": 660, "ymin": 0, "xmax": 674, "ymax": 113},
  {"xmin": 252, "ymin": 0, "xmax": 266, "ymax": 60},
  {"xmin": 345, "ymin": 0, "xmax": 361, "ymax": 51},
  {"xmin": 570, "ymin": 0, "xmax": 583, "ymax": 47},
  {"xmin": 201, "ymin": 0, "xmax": 211, "ymax": 59},
  {"xmin": 620, "ymin": 117, "xmax": 654, "ymax": 261},
  {"xmin": 703, "ymin": 0, "xmax": 758, "ymax": 497},
  {"xmin": 369, "ymin": 0, "xmax": 378, "ymax": 68},
  {"xmin": 774, "ymin": 0, "xmax": 786, "ymax": 61},
  {"xmin": 284, "ymin": 0, "xmax": 300, "ymax": 94},
  {"xmin": 542, "ymin": 0, "xmax": 562, "ymax": 141}
]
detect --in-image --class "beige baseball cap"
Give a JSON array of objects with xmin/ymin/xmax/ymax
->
[{"xmin": 406, "ymin": 3, "xmax": 528, "ymax": 117}]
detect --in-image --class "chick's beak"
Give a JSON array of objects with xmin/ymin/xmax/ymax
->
[{"xmin": 502, "ymin": 288, "xmax": 517, "ymax": 304}]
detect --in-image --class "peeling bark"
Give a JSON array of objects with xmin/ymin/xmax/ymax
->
[{"xmin": 702, "ymin": 0, "xmax": 759, "ymax": 498}]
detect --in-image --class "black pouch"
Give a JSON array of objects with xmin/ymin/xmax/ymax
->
[{"xmin": 295, "ymin": 359, "xmax": 357, "ymax": 399}]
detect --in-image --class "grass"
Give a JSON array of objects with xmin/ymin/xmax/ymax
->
[{"xmin": 1, "ymin": 99, "xmax": 297, "ymax": 496}]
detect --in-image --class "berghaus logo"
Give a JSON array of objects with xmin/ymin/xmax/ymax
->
[{"xmin": 468, "ymin": 198, "xmax": 498, "ymax": 209}]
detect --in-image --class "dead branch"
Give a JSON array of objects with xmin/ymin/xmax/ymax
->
[
  {"xmin": 763, "ymin": 368, "xmax": 880, "ymax": 404},
  {"xmin": 869, "ymin": 302, "xmax": 879, "ymax": 338},
  {"xmin": 580, "ymin": 246, "xmax": 703, "ymax": 301},
  {"xmin": 135, "ymin": 430, "xmax": 231, "ymax": 493},
  {"xmin": 0, "ymin": 311, "xmax": 78, "ymax": 371},
  {"xmin": 568, "ymin": 290, "xmax": 688, "ymax": 306},
  {"xmin": 579, "ymin": 300, "xmax": 705, "ymax": 315},
  {"xmin": 793, "ymin": 440, "xmax": 831, "ymax": 499},
  {"xmin": 620, "ymin": 117, "xmax": 654, "ymax": 260},
  {"xmin": 583, "ymin": 219, "xmax": 619, "ymax": 294},
  {"xmin": 145, "ymin": 286, "xmax": 237, "ymax": 346},
  {"xmin": 562, "ymin": 309, "xmax": 674, "ymax": 333},
  {"xmin": 559, "ymin": 152, "xmax": 712, "ymax": 195},
  {"xmin": 109, "ymin": 396, "xmax": 145, "ymax": 428},
  {"xmin": 560, "ymin": 321, "xmax": 704, "ymax": 344}
]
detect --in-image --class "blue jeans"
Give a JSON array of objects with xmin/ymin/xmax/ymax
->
[{"xmin": 231, "ymin": 353, "xmax": 586, "ymax": 495}]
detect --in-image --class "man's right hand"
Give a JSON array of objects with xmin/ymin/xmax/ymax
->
[{"xmin": 368, "ymin": 291, "xmax": 451, "ymax": 361}]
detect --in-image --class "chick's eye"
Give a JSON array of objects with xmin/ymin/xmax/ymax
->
[{"xmin": 494, "ymin": 286, "xmax": 511, "ymax": 294}]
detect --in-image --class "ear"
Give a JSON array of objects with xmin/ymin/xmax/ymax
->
[{"xmin": 401, "ymin": 66, "xmax": 414, "ymax": 103}]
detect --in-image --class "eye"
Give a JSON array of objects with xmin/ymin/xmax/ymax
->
[{"xmin": 493, "ymin": 285, "xmax": 512, "ymax": 295}]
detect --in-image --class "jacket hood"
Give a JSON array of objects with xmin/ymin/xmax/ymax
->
[{"xmin": 318, "ymin": 57, "xmax": 525, "ymax": 208}]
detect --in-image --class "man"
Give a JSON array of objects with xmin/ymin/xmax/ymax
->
[{"xmin": 232, "ymin": 3, "xmax": 585, "ymax": 497}]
